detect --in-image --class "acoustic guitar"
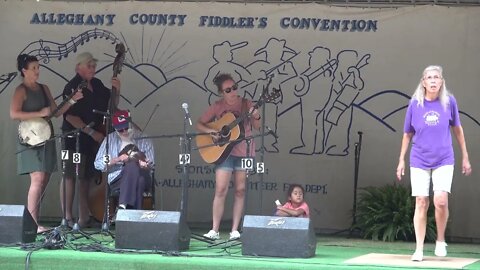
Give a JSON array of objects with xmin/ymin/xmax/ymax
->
[{"xmin": 196, "ymin": 91, "xmax": 280, "ymax": 164}]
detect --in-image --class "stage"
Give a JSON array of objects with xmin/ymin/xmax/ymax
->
[{"xmin": 1, "ymin": 230, "xmax": 479, "ymax": 270}]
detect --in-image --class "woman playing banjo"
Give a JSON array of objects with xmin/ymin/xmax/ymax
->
[{"xmin": 10, "ymin": 54, "xmax": 83, "ymax": 233}]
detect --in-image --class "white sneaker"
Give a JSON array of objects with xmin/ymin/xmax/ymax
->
[
  {"xmin": 411, "ymin": 250, "xmax": 423, "ymax": 262},
  {"xmin": 203, "ymin": 230, "xmax": 220, "ymax": 240},
  {"xmin": 229, "ymin": 230, "xmax": 241, "ymax": 240},
  {"xmin": 435, "ymin": 241, "xmax": 448, "ymax": 257}
]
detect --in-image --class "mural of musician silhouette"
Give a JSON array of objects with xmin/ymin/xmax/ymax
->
[
  {"xmin": 245, "ymin": 38, "xmax": 300, "ymax": 152},
  {"xmin": 203, "ymin": 41, "xmax": 253, "ymax": 102},
  {"xmin": 290, "ymin": 46, "xmax": 338, "ymax": 155},
  {"xmin": 322, "ymin": 50, "xmax": 370, "ymax": 156}
]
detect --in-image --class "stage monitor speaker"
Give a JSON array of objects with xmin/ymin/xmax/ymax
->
[
  {"xmin": 115, "ymin": 210, "xmax": 190, "ymax": 251},
  {"xmin": 242, "ymin": 215, "xmax": 316, "ymax": 258},
  {"xmin": 0, "ymin": 204, "xmax": 37, "ymax": 244}
]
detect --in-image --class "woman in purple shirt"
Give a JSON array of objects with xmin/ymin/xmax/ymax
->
[{"xmin": 396, "ymin": 65, "xmax": 472, "ymax": 262}]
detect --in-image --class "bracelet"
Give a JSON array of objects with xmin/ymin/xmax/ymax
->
[
  {"xmin": 67, "ymin": 99, "xmax": 76, "ymax": 105},
  {"xmin": 87, "ymin": 128, "xmax": 95, "ymax": 136}
]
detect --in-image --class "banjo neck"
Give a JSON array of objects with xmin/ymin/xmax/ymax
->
[{"xmin": 46, "ymin": 80, "xmax": 87, "ymax": 121}]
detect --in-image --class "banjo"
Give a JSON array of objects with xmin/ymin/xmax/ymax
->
[{"xmin": 18, "ymin": 81, "xmax": 87, "ymax": 146}]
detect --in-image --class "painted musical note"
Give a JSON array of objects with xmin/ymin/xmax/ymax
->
[{"xmin": 20, "ymin": 28, "xmax": 120, "ymax": 63}]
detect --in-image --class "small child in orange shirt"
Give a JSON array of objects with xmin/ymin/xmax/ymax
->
[{"xmin": 275, "ymin": 184, "xmax": 310, "ymax": 218}]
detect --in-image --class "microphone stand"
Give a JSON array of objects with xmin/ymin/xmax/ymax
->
[
  {"xmin": 92, "ymin": 110, "xmax": 114, "ymax": 237},
  {"xmin": 256, "ymin": 76, "xmax": 274, "ymax": 215},
  {"xmin": 137, "ymin": 130, "xmax": 215, "ymax": 244},
  {"xmin": 17, "ymin": 126, "xmax": 100, "ymax": 244},
  {"xmin": 349, "ymin": 131, "xmax": 363, "ymax": 237},
  {"xmin": 70, "ymin": 129, "xmax": 99, "ymax": 242},
  {"xmin": 87, "ymin": 109, "xmax": 115, "ymax": 237},
  {"xmin": 60, "ymin": 136, "xmax": 69, "ymax": 229},
  {"xmin": 180, "ymin": 112, "xmax": 190, "ymax": 218},
  {"xmin": 258, "ymin": 101, "xmax": 266, "ymax": 214},
  {"xmin": 197, "ymin": 131, "xmax": 272, "ymax": 247},
  {"xmin": 15, "ymin": 128, "xmax": 75, "ymax": 236},
  {"xmin": 244, "ymin": 137, "xmax": 252, "ymax": 216}
]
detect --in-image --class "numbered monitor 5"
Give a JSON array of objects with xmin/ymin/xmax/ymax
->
[
  {"xmin": 241, "ymin": 158, "xmax": 265, "ymax": 174},
  {"xmin": 256, "ymin": 162, "xmax": 265, "ymax": 174}
]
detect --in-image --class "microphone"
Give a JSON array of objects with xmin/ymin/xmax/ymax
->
[
  {"xmin": 92, "ymin": 109, "xmax": 111, "ymax": 116},
  {"xmin": 0, "ymin": 72, "xmax": 17, "ymax": 79},
  {"xmin": 84, "ymin": 121, "xmax": 95, "ymax": 129},
  {"xmin": 182, "ymin": 103, "xmax": 192, "ymax": 126},
  {"xmin": 92, "ymin": 109, "xmax": 109, "ymax": 125},
  {"xmin": 69, "ymin": 121, "xmax": 95, "ymax": 136},
  {"xmin": 266, "ymin": 126, "xmax": 279, "ymax": 139}
]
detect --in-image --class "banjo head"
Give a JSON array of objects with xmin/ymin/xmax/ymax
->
[{"xmin": 18, "ymin": 118, "xmax": 52, "ymax": 146}]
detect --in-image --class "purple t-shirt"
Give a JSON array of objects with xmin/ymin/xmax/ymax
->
[{"xmin": 403, "ymin": 95, "xmax": 461, "ymax": 169}]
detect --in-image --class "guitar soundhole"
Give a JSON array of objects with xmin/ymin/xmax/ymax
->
[{"xmin": 218, "ymin": 126, "xmax": 231, "ymax": 146}]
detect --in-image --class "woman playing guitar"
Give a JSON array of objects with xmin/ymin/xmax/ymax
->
[
  {"xmin": 10, "ymin": 54, "xmax": 83, "ymax": 233},
  {"xmin": 196, "ymin": 73, "xmax": 262, "ymax": 241}
]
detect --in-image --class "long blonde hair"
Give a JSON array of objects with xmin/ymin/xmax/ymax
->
[{"xmin": 412, "ymin": 65, "xmax": 451, "ymax": 111}]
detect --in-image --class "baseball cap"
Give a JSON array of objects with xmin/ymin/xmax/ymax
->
[
  {"xmin": 76, "ymin": 52, "xmax": 98, "ymax": 66},
  {"xmin": 112, "ymin": 110, "xmax": 130, "ymax": 131}
]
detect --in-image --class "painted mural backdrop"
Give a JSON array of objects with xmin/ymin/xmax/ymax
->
[{"xmin": 1, "ymin": 1, "xmax": 479, "ymax": 238}]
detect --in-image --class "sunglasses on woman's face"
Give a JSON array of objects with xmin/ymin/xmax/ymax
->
[
  {"xmin": 116, "ymin": 127, "xmax": 129, "ymax": 133},
  {"xmin": 223, "ymin": 84, "xmax": 238, "ymax": 93}
]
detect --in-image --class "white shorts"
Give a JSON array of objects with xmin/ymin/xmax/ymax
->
[{"xmin": 410, "ymin": 165, "xmax": 454, "ymax": 197}]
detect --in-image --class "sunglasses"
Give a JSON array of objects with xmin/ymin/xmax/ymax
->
[
  {"xmin": 223, "ymin": 84, "xmax": 238, "ymax": 93},
  {"xmin": 116, "ymin": 127, "xmax": 129, "ymax": 133}
]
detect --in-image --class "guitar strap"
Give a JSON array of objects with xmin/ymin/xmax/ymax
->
[
  {"xmin": 241, "ymin": 97, "xmax": 248, "ymax": 123},
  {"xmin": 38, "ymin": 83, "xmax": 55, "ymax": 134}
]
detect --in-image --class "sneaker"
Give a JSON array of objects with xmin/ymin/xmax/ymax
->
[
  {"xmin": 203, "ymin": 230, "xmax": 220, "ymax": 240},
  {"xmin": 229, "ymin": 230, "xmax": 241, "ymax": 240},
  {"xmin": 435, "ymin": 241, "xmax": 448, "ymax": 257},
  {"xmin": 411, "ymin": 250, "xmax": 423, "ymax": 262}
]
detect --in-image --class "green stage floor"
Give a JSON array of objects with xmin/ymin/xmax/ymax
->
[{"xmin": 1, "ymin": 229, "xmax": 479, "ymax": 270}]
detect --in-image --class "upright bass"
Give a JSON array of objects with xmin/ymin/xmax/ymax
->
[{"xmin": 88, "ymin": 43, "xmax": 126, "ymax": 222}]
